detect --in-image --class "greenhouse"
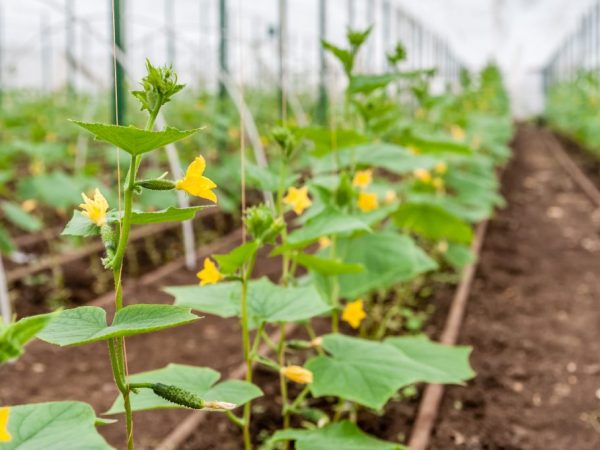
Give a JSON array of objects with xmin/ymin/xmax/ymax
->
[{"xmin": 0, "ymin": 1, "xmax": 599, "ymax": 449}]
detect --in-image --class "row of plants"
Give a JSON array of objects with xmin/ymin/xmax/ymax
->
[
  {"xmin": 546, "ymin": 70, "xmax": 600, "ymax": 155},
  {"xmin": 0, "ymin": 28, "xmax": 512, "ymax": 449}
]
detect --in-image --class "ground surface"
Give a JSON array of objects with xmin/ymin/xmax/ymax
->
[{"xmin": 431, "ymin": 126, "xmax": 600, "ymax": 449}]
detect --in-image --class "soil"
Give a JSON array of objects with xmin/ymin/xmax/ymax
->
[{"xmin": 430, "ymin": 125, "xmax": 600, "ymax": 450}]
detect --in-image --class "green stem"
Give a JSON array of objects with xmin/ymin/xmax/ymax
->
[
  {"xmin": 285, "ymin": 386, "xmax": 310, "ymax": 414},
  {"xmin": 330, "ymin": 236, "xmax": 340, "ymax": 333},
  {"xmin": 277, "ymin": 323, "xmax": 290, "ymax": 442},
  {"xmin": 241, "ymin": 251, "xmax": 257, "ymax": 450}
]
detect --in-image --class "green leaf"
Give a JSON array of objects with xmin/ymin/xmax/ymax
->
[
  {"xmin": 306, "ymin": 334, "xmax": 474, "ymax": 410},
  {"xmin": 37, "ymin": 304, "xmax": 199, "ymax": 346},
  {"xmin": 213, "ymin": 241, "xmax": 259, "ymax": 275},
  {"xmin": 349, "ymin": 73, "xmax": 402, "ymax": 94},
  {"xmin": 71, "ymin": 121, "xmax": 201, "ymax": 156},
  {"xmin": 61, "ymin": 211, "xmax": 100, "ymax": 237},
  {"xmin": 284, "ymin": 207, "xmax": 371, "ymax": 249},
  {"xmin": 393, "ymin": 202, "xmax": 473, "ymax": 244},
  {"xmin": 294, "ymin": 126, "xmax": 369, "ymax": 157},
  {"xmin": 271, "ymin": 421, "xmax": 405, "ymax": 450},
  {"xmin": 3, "ymin": 401, "xmax": 112, "ymax": 449},
  {"xmin": 168, "ymin": 277, "xmax": 331, "ymax": 324},
  {"xmin": 0, "ymin": 313, "xmax": 56, "ymax": 364},
  {"xmin": 245, "ymin": 162, "xmax": 298, "ymax": 192},
  {"xmin": 409, "ymin": 133, "xmax": 473, "ymax": 155},
  {"xmin": 0, "ymin": 226, "xmax": 14, "ymax": 254},
  {"xmin": 291, "ymin": 253, "xmax": 364, "ymax": 276},
  {"xmin": 1, "ymin": 202, "xmax": 42, "ymax": 232},
  {"xmin": 443, "ymin": 242, "xmax": 475, "ymax": 269},
  {"xmin": 107, "ymin": 364, "xmax": 262, "ymax": 413},
  {"xmin": 18, "ymin": 172, "xmax": 99, "ymax": 209},
  {"xmin": 316, "ymin": 231, "xmax": 437, "ymax": 299},
  {"xmin": 129, "ymin": 206, "xmax": 211, "ymax": 225}
]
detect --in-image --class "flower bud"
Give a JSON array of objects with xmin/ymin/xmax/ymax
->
[
  {"xmin": 280, "ymin": 366, "xmax": 314, "ymax": 384},
  {"xmin": 244, "ymin": 205, "xmax": 284, "ymax": 244},
  {"xmin": 204, "ymin": 401, "xmax": 237, "ymax": 411},
  {"xmin": 335, "ymin": 172, "xmax": 354, "ymax": 208}
]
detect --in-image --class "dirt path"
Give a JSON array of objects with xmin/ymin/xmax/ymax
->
[{"xmin": 431, "ymin": 125, "xmax": 600, "ymax": 450}]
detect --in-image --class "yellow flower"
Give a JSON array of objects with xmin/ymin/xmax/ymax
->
[
  {"xmin": 0, "ymin": 407, "xmax": 12, "ymax": 443},
  {"xmin": 280, "ymin": 366, "xmax": 313, "ymax": 384},
  {"xmin": 310, "ymin": 337, "xmax": 323, "ymax": 348},
  {"xmin": 413, "ymin": 168, "xmax": 432, "ymax": 183},
  {"xmin": 384, "ymin": 190, "xmax": 397, "ymax": 204},
  {"xmin": 176, "ymin": 156, "xmax": 218, "ymax": 203},
  {"xmin": 432, "ymin": 177, "xmax": 445, "ymax": 192},
  {"xmin": 318, "ymin": 236, "xmax": 332, "ymax": 249},
  {"xmin": 30, "ymin": 160, "xmax": 45, "ymax": 176},
  {"xmin": 407, "ymin": 145, "xmax": 420, "ymax": 155},
  {"xmin": 79, "ymin": 188, "xmax": 109, "ymax": 226},
  {"xmin": 196, "ymin": 257, "xmax": 224, "ymax": 286},
  {"xmin": 352, "ymin": 169, "xmax": 373, "ymax": 189},
  {"xmin": 342, "ymin": 299, "xmax": 366, "ymax": 329},
  {"xmin": 357, "ymin": 192, "xmax": 378, "ymax": 213},
  {"xmin": 21, "ymin": 199, "xmax": 37, "ymax": 213},
  {"xmin": 450, "ymin": 125, "xmax": 465, "ymax": 142},
  {"xmin": 228, "ymin": 128, "xmax": 240, "ymax": 140},
  {"xmin": 283, "ymin": 186, "xmax": 312, "ymax": 215},
  {"xmin": 434, "ymin": 162, "xmax": 447, "ymax": 175}
]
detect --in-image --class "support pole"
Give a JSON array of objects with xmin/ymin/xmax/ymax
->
[
  {"xmin": 111, "ymin": 0, "xmax": 127, "ymax": 125},
  {"xmin": 218, "ymin": 0, "xmax": 228, "ymax": 101},
  {"xmin": 65, "ymin": 0, "xmax": 75, "ymax": 95},
  {"xmin": 278, "ymin": 0, "xmax": 287, "ymax": 120},
  {"xmin": 165, "ymin": 0, "xmax": 176, "ymax": 65},
  {"xmin": 41, "ymin": 15, "xmax": 52, "ymax": 92},
  {"xmin": 0, "ymin": 255, "xmax": 10, "ymax": 324},
  {"xmin": 316, "ymin": 0, "xmax": 328, "ymax": 124},
  {"xmin": 348, "ymin": 0, "xmax": 355, "ymax": 28}
]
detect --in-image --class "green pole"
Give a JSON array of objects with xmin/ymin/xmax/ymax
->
[
  {"xmin": 111, "ymin": 0, "xmax": 126, "ymax": 125},
  {"xmin": 316, "ymin": 0, "xmax": 328, "ymax": 124},
  {"xmin": 218, "ymin": 0, "xmax": 228, "ymax": 100},
  {"xmin": 278, "ymin": 0, "xmax": 287, "ymax": 120}
]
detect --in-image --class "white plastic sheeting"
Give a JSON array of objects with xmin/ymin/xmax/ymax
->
[{"xmin": 2, "ymin": 0, "xmax": 597, "ymax": 116}]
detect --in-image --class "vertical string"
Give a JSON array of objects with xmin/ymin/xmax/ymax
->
[{"xmin": 238, "ymin": 0, "xmax": 246, "ymax": 244}]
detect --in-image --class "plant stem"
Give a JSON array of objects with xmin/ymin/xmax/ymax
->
[
  {"xmin": 277, "ymin": 323, "xmax": 290, "ymax": 443},
  {"xmin": 240, "ymin": 251, "xmax": 257, "ymax": 450},
  {"xmin": 330, "ymin": 236, "xmax": 340, "ymax": 333},
  {"xmin": 107, "ymin": 110, "xmax": 159, "ymax": 450}
]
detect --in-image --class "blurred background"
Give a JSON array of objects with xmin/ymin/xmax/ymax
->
[{"xmin": 2, "ymin": 0, "xmax": 597, "ymax": 118}]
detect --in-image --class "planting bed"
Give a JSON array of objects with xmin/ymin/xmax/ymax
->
[{"xmin": 430, "ymin": 125, "xmax": 600, "ymax": 449}]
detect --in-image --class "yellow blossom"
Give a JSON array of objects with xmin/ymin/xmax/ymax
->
[
  {"xmin": 0, "ymin": 407, "xmax": 12, "ymax": 443},
  {"xmin": 204, "ymin": 401, "xmax": 237, "ymax": 411},
  {"xmin": 176, "ymin": 156, "xmax": 218, "ymax": 203},
  {"xmin": 310, "ymin": 337, "xmax": 323, "ymax": 348},
  {"xmin": 434, "ymin": 162, "xmax": 447, "ymax": 175},
  {"xmin": 196, "ymin": 257, "xmax": 224, "ymax": 286},
  {"xmin": 30, "ymin": 160, "xmax": 45, "ymax": 176},
  {"xmin": 432, "ymin": 177, "xmax": 445, "ymax": 192},
  {"xmin": 352, "ymin": 169, "xmax": 373, "ymax": 189},
  {"xmin": 21, "ymin": 199, "xmax": 37, "ymax": 213},
  {"xmin": 280, "ymin": 365, "xmax": 314, "ymax": 384},
  {"xmin": 450, "ymin": 125, "xmax": 465, "ymax": 142},
  {"xmin": 413, "ymin": 168, "xmax": 432, "ymax": 183},
  {"xmin": 318, "ymin": 236, "xmax": 332, "ymax": 249},
  {"xmin": 79, "ymin": 188, "xmax": 109, "ymax": 226},
  {"xmin": 283, "ymin": 186, "xmax": 312, "ymax": 215},
  {"xmin": 408, "ymin": 145, "xmax": 421, "ymax": 155},
  {"xmin": 228, "ymin": 128, "xmax": 240, "ymax": 140},
  {"xmin": 384, "ymin": 190, "xmax": 397, "ymax": 204},
  {"xmin": 342, "ymin": 299, "xmax": 366, "ymax": 329},
  {"xmin": 357, "ymin": 192, "xmax": 378, "ymax": 213},
  {"xmin": 45, "ymin": 132, "xmax": 58, "ymax": 142}
]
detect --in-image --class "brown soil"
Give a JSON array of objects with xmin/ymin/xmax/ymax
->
[{"xmin": 430, "ymin": 125, "xmax": 600, "ymax": 449}]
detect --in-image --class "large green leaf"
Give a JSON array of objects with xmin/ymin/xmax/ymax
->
[
  {"xmin": 213, "ymin": 241, "xmax": 260, "ymax": 275},
  {"xmin": 306, "ymin": 334, "xmax": 474, "ymax": 410},
  {"xmin": 316, "ymin": 231, "xmax": 437, "ymax": 299},
  {"xmin": 284, "ymin": 208, "xmax": 371, "ymax": 248},
  {"xmin": 393, "ymin": 202, "xmax": 473, "ymax": 244},
  {"xmin": 349, "ymin": 73, "xmax": 402, "ymax": 94},
  {"xmin": 168, "ymin": 277, "xmax": 331, "ymax": 324},
  {"xmin": 271, "ymin": 421, "xmax": 405, "ymax": 450},
  {"xmin": 1, "ymin": 202, "xmax": 42, "ymax": 232},
  {"xmin": 0, "ymin": 313, "xmax": 56, "ymax": 364},
  {"xmin": 290, "ymin": 253, "xmax": 364, "ymax": 276},
  {"xmin": 38, "ymin": 304, "xmax": 199, "ymax": 346},
  {"xmin": 0, "ymin": 226, "xmax": 14, "ymax": 254},
  {"xmin": 18, "ymin": 172, "xmax": 99, "ymax": 209},
  {"xmin": 408, "ymin": 133, "xmax": 473, "ymax": 155},
  {"xmin": 107, "ymin": 364, "xmax": 262, "ymax": 413},
  {"xmin": 72, "ymin": 121, "xmax": 201, "ymax": 156},
  {"xmin": 2, "ymin": 401, "xmax": 112, "ymax": 449}
]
